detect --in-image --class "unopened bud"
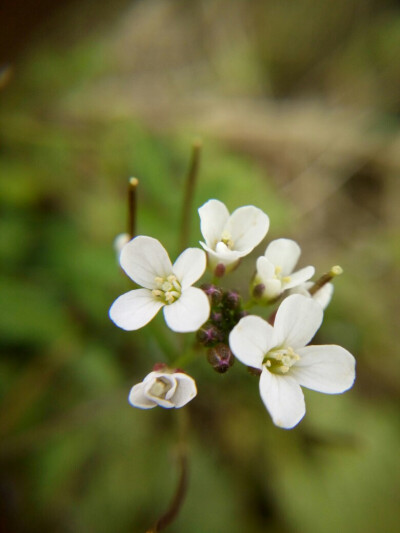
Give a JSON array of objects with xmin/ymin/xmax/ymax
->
[
  {"xmin": 207, "ymin": 343, "xmax": 235, "ymax": 373},
  {"xmin": 197, "ymin": 324, "xmax": 223, "ymax": 346},
  {"xmin": 252, "ymin": 283, "xmax": 265, "ymax": 299},
  {"xmin": 214, "ymin": 263, "xmax": 226, "ymax": 278},
  {"xmin": 223, "ymin": 290, "xmax": 241, "ymax": 310},
  {"xmin": 201, "ymin": 284, "xmax": 223, "ymax": 305},
  {"xmin": 210, "ymin": 311, "xmax": 223, "ymax": 324}
]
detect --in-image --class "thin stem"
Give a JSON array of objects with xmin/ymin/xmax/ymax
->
[
  {"xmin": 146, "ymin": 409, "xmax": 189, "ymax": 533},
  {"xmin": 309, "ymin": 265, "xmax": 343, "ymax": 295},
  {"xmin": 128, "ymin": 177, "xmax": 139, "ymax": 239},
  {"xmin": 179, "ymin": 140, "xmax": 202, "ymax": 251}
]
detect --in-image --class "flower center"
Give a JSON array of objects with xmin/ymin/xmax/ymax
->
[
  {"xmin": 220, "ymin": 230, "xmax": 234, "ymax": 250},
  {"xmin": 264, "ymin": 346, "xmax": 300, "ymax": 375},
  {"xmin": 274, "ymin": 265, "xmax": 291, "ymax": 285},
  {"xmin": 152, "ymin": 275, "xmax": 182, "ymax": 305},
  {"xmin": 149, "ymin": 377, "xmax": 172, "ymax": 399}
]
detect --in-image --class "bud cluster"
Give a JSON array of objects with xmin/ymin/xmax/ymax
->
[{"xmin": 197, "ymin": 284, "xmax": 246, "ymax": 373}]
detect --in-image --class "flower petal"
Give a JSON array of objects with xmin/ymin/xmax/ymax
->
[
  {"xmin": 229, "ymin": 315, "xmax": 275, "ymax": 369},
  {"xmin": 128, "ymin": 383, "xmax": 157, "ymax": 409},
  {"xmin": 170, "ymin": 373, "xmax": 197, "ymax": 407},
  {"xmin": 143, "ymin": 373, "xmax": 177, "ymax": 408},
  {"xmin": 309, "ymin": 282, "xmax": 334, "ymax": 309},
  {"xmin": 173, "ymin": 248, "xmax": 206, "ymax": 289},
  {"xmin": 109, "ymin": 289, "xmax": 164, "ymax": 330},
  {"xmin": 264, "ymin": 239, "xmax": 301, "ymax": 276},
  {"xmin": 259, "ymin": 369, "xmax": 305, "ymax": 429},
  {"xmin": 120, "ymin": 236, "xmax": 172, "ymax": 289},
  {"xmin": 263, "ymin": 279, "xmax": 282, "ymax": 300},
  {"xmin": 273, "ymin": 294, "xmax": 323, "ymax": 349},
  {"xmin": 291, "ymin": 345, "xmax": 356, "ymax": 393},
  {"xmin": 201, "ymin": 242, "xmax": 245, "ymax": 269},
  {"xmin": 163, "ymin": 287, "xmax": 210, "ymax": 332},
  {"xmin": 283, "ymin": 266, "xmax": 315, "ymax": 290},
  {"xmin": 225, "ymin": 206, "xmax": 269, "ymax": 252},
  {"xmin": 256, "ymin": 256, "xmax": 275, "ymax": 281},
  {"xmin": 198, "ymin": 199, "xmax": 230, "ymax": 248}
]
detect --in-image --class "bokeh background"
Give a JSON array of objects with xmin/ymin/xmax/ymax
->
[{"xmin": 1, "ymin": 0, "xmax": 400, "ymax": 531}]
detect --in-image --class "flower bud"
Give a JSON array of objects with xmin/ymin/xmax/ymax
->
[
  {"xmin": 214, "ymin": 263, "xmax": 226, "ymax": 278},
  {"xmin": 207, "ymin": 343, "xmax": 235, "ymax": 373},
  {"xmin": 210, "ymin": 311, "xmax": 223, "ymax": 324},
  {"xmin": 223, "ymin": 290, "xmax": 241, "ymax": 310},
  {"xmin": 197, "ymin": 324, "xmax": 223, "ymax": 346},
  {"xmin": 201, "ymin": 284, "xmax": 223, "ymax": 305},
  {"xmin": 252, "ymin": 283, "xmax": 265, "ymax": 299}
]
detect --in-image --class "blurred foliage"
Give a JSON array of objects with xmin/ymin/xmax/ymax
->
[{"xmin": 1, "ymin": 0, "xmax": 400, "ymax": 532}]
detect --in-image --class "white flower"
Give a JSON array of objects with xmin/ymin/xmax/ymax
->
[
  {"xmin": 254, "ymin": 238, "xmax": 315, "ymax": 301},
  {"xmin": 129, "ymin": 369, "xmax": 197, "ymax": 409},
  {"xmin": 109, "ymin": 236, "xmax": 210, "ymax": 332},
  {"xmin": 291, "ymin": 281, "xmax": 334, "ymax": 310},
  {"xmin": 198, "ymin": 199, "xmax": 270, "ymax": 274},
  {"xmin": 229, "ymin": 294, "xmax": 356, "ymax": 429}
]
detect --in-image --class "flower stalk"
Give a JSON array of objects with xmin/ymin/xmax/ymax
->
[
  {"xmin": 128, "ymin": 177, "xmax": 139, "ymax": 240},
  {"xmin": 179, "ymin": 140, "xmax": 202, "ymax": 251},
  {"xmin": 309, "ymin": 265, "xmax": 343, "ymax": 296}
]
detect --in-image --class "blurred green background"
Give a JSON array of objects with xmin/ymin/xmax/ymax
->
[{"xmin": 1, "ymin": 0, "xmax": 399, "ymax": 531}]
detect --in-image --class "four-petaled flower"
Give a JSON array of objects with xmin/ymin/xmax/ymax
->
[
  {"xmin": 129, "ymin": 369, "xmax": 197, "ymax": 409},
  {"xmin": 253, "ymin": 238, "xmax": 315, "ymax": 302},
  {"xmin": 229, "ymin": 294, "xmax": 356, "ymax": 429},
  {"xmin": 198, "ymin": 199, "xmax": 270, "ymax": 275},
  {"xmin": 109, "ymin": 236, "xmax": 210, "ymax": 332}
]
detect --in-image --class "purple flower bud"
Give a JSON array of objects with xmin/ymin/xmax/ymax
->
[
  {"xmin": 252, "ymin": 283, "xmax": 265, "ymax": 299},
  {"xmin": 223, "ymin": 290, "xmax": 241, "ymax": 310},
  {"xmin": 211, "ymin": 311, "xmax": 223, "ymax": 324},
  {"xmin": 207, "ymin": 343, "xmax": 235, "ymax": 373},
  {"xmin": 201, "ymin": 284, "xmax": 223, "ymax": 305},
  {"xmin": 214, "ymin": 263, "xmax": 226, "ymax": 278},
  {"xmin": 197, "ymin": 324, "xmax": 222, "ymax": 346}
]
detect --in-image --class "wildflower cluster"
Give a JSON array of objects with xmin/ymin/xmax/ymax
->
[{"xmin": 110, "ymin": 198, "xmax": 355, "ymax": 429}]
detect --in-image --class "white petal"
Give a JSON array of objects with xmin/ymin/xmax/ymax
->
[
  {"xmin": 225, "ymin": 206, "xmax": 269, "ymax": 252},
  {"xmin": 312, "ymin": 282, "xmax": 334, "ymax": 309},
  {"xmin": 200, "ymin": 242, "xmax": 243, "ymax": 269},
  {"xmin": 172, "ymin": 248, "xmax": 206, "ymax": 289},
  {"xmin": 259, "ymin": 368, "xmax": 305, "ymax": 429},
  {"xmin": 120, "ymin": 236, "xmax": 172, "ymax": 289},
  {"xmin": 283, "ymin": 266, "xmax": 315, "ymax": 290},
  {"xmin": 170, "ymin": 373, "xmax": 197, "ymax": 407},
  {"xmin": 128, "ymin": 383, "xmax": 157, "ymax": 409},
  {"xmin": 143, "ymin": 373, "xmax": 177, "ymax": 408},
  {"xmin": 198, "ymin": 199, "xmax": 230, "ymax": 248},
  {"xmin": 291, "ymin": 345, "xmax": 356, "ymax": 394},
  {"xmin": 256, "ymin": 256, "xmax": 275, "ymax": 282},
  {"xmin": 109, "ymin": 289, "xmax": 164, "ymax": 330},
  {"xmin": 163, "ymin": 287, "xmax": 210, "ymax": 332},
  {"xmin": 229, "ymin": 315, "xmax": 275, "ymax": 369},
  {"xmin": 265, "ymin": 239, "xmax": 301, "ymax": 276},
  {"xmin": 263, "ymin": 279, "xmax": 282, "ymax": 300},
  {"xmin": 273, "ymin": 294, "xmax": 323, "ymax": 349}
]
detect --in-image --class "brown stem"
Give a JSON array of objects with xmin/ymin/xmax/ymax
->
[
  {"xmin": 309, "ymin": 265, "xmax": 343, "ymax": 295},
  {"xmin": 146, "ymin": 410, "xmax": 190, "ymax": 533},
  {"xmin": 179, "ymin": 140, "xmax": 202, "ymax": 251},
  {"xmin": 128, "ymin": 177, "xmax": 139, "ymax": 239}
]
